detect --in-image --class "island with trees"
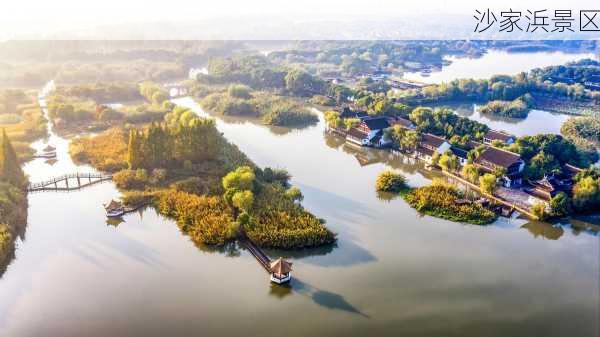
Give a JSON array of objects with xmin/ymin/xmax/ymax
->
[
  {"xmin": 70, "ymin": 104, "xmax": 335, "ymax": 249},
  {"xmin": 189, "ymin": 55, "xmax": 330, "ymax": 127}
]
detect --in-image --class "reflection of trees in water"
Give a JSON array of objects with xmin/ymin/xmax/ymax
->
[
  {"xmin": 568, "ymin": 217, "xmax": 600, "ymax": 236},
  {"xmin": 0, "ymin": 201, "xmax": 28, "ymax": 279},
  {"xmin": 207, "ymin": 110, "xmax": 317, "ymax": 136},
  {"xmin": 269, "ymin": 279, "xmax": 369, "ymax": 318},
  {"xmin": 330, "ymin": 138, "xmax": 440, "ymax": 180},
  {"xmin": 521, "ymin": 216, "xmax": 600, "ymax": 240},
  {"xmin": 429, "ymin": 101, "xmax": 526, "ymax": 124},
  {"xmin": 323, "ymin": 132, "xmax": 345, "ymax": 150},
  {"xmin": 192, "ymin": 240, "xmax": 242, "ymax": 258},
  {"xmin": 521, "ymin": 221, "xmax": 564, "ymax": 240}
]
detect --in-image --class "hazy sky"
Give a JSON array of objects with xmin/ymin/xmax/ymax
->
[{"xmin": 1, "ymin": 0, "xmax": 598, "ymax": 39}]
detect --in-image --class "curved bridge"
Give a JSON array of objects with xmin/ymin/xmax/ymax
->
[{"xmin": 28, "ymin": 173, "xmax": 112, "ymax": 192}]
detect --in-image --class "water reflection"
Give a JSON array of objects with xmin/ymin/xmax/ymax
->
[
  {"xmin": 270, "ymin": 279, "xmax": 370, "ymax": 318},
  {"xmin": 521, "ymin": 221, "xmax": 564, "ymax": 240},
  {"xmin": 403, "ymin": 50, "xmax": 594, "ymax": 84},
  {"xmin": 434, "ymin": 102, "xmax": 571, "ymax": 136}
]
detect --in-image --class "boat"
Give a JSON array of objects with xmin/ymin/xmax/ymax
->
[
  {"xmin": 106, "ymin": 209, "xmax": 125, "ymax": 218},
  {"xmin": 35, "ymin": 151, "xmax": 57, "ymax": 159},
  {"xmin": 104, "ymin": 199, "xmax": 125, "ymax": 218},
  {"xmin": 43, "ymin": 144, "xmax": 56, "ymax": 152}
]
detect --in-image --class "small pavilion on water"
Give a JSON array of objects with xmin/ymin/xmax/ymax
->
[{"xmin": 270, "ymin": 258, "xmax": 292, "ymax": 284}]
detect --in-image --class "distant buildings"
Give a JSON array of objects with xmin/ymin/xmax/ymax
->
[
  {"xmin": 346, "ymin": 116, "xmax": 391, "ymax": 147},
  {"xmin": 388, "ymin": 116, "xmax": 416, "ymax": 130},
  {"xmin": 483, "ymin": 130, "xmax": 515, "ymax": 145},
  {"xmin": 584, "ymin": 75, "xmax": 600, "ymax": 91},
  {"xmin": 474, "ymin": 146, "xmax": 525, "ymax": 187},
  {"xmin": 415, "ymin": 133, "xmax": 451, "ymax": 163},
  {"xmin": 525, "ymin": 164, "xmax": 583, "ymax": 200}
]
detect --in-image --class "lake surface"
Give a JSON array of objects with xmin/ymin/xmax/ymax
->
[
  {"xmin": 0, "ymin": 99, "xmax": 598, "ymax": 335},
  {"xmin": 433, "ymin": 102, "xmax": 572, "ymax": 136},
  {"xmin": 403, "ymin": 50, "xmax": 596, "ymax": 84}
]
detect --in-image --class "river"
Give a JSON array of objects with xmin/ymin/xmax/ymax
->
[{"xmin": 0, "ymin": 94, "xmax": 598, "ymax": 335}]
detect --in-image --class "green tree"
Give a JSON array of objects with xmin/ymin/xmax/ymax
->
[
  {"xmin": 285, "ymin": 186, "xmax": 304, "ymax": 202},
  {"xmin": 375, "ymin": 171, "xmax": 407, "ymax": 193},
  {"xmin": 324, "ymin": 110, "xmax": 341, "ymax": 129},
  {"xmin": 343, "ymin": 118, "xmax": 360, "ymax": 130},
  {"xmin": 232, "ymin": 190, "xmax": 254, "ymax": 212},
  {"xmin": 479, "ymin": 173, "xmax": 497, "ymax": 194},
  {"xmin": 222, "ymin": 166, "xmax": 255, "ymax": 191},
  {"xmin": 461, "ymin": 164, "xmax": 479, "ymax": 184},
  {"xmin": 228, "ymin": 84, "xmax": 252, "ymax": 99},
  {"xmin": 0, "ymin": 129, "xmax": 25, "ymax": 188},
  {"xmin": 550, "ymin": 192, "xmax": 572, "ymax": 216},
  {"xmin": 532, "ymin": 202, "xmax": 548, "ymax": 220},
  {"xmin": 127, "ymin": 129, "xmax": 142, "ymax": 169},
  {"xmin": 572, "ymin": 176, "xmax": 600, "ymax": 212},
  {"xmin": 438, "ymin": 152, "xmax": 459, "ymax": 172}
]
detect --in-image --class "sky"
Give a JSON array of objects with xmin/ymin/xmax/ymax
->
[{"xmin": 1, "ymin": 0, "xmax": 599, "ymax": 39}]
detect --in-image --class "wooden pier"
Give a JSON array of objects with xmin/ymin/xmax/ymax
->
[
  {"xmin": 28, "ymin": 173, "xmax": 112, "ymax": 192},
  {"xmin": 240, "ymin": 236, "xmax": 272, "ymax": 272}
]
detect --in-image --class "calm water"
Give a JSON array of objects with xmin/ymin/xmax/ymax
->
[
  {"xmin": 403, "ymin": 50, "xmax": 595, "ymax": 84},
  {"xmin": 434, "ymin": 102, "xmax": 572, "ymax": 136},
  {"xmin": 0, "ymin": 97, "xmax": 598, "ymax": 336}
]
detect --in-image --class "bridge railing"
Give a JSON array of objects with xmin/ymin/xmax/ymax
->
[{"xmin": 28, "ymin": 173, "xmax": 112, "ymax": 190}]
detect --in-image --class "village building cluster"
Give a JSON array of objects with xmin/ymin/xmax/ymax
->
[{"xmin": 329, "ymin": 105, "xmax": 584, "ymax": 212}]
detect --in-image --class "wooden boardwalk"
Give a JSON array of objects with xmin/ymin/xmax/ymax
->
[
  {"xmin": 240, "ymin": 237, "xmax": 272, "ymax": 272},
  {"xmin": 28, "ymin": 173, "xmax": 112, "ymax": 192}
]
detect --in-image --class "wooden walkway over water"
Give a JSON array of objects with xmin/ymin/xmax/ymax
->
[
  {"xmin": 240, "ymin": 236, "xmax": 272, "ymax": 272},
  {"xmin": 28, "ymin": 173, "xmax": 113, "ymax": 192}
]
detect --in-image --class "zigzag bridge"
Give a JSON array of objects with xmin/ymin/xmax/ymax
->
[{"xmin": 27, "ymin": 173, "xmax": 113, "ymax": 192}]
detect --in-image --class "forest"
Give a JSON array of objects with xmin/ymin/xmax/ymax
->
[{"xmin": 0, "ymin": 130, "xmax": 28, "ymax": 262}]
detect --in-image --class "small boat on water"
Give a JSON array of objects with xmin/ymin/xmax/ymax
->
[
  {"xmin": 104, "ymin": 199, "xmax": 125, "ymax": 218},
  {"xmin": 35, "ymin": 151, "xmax": 57, "ymax": 159},
  {"xmin": 104, "ymin": 199, "xmax": 147, "ymax": 218}
]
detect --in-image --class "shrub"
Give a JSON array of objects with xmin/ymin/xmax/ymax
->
[
  {"xmin": 156, "ymin": 190, "xmax": 237, "ymax": 246},
  {"xmin": 245, "ymin": 183, "xmax": 335, "ymax": 249},
  {"xmin": 69, "ymin": 128, "xmax": 128, "ymax": 172},
  {"xmin": 479, "ymin": 173, "xmax": 497, "ymax": 194},
  {"xmin": 232, "ymin": 190, "xmax": 254, "ymax": 212},
  {"xmin": 285, "ymin": 186, "xmax": 304, "ymax": 202},
  {"xmin": 309, "ymin": 95, "xmax": 335, "ymax": 106},
  {"xmin": 121, "ymin": 191, "xmax": 156, "ymax": 206},
  {"xmin": 0, "ymin": 223, "xmax": 11, "ymax": 253},
  {"xmin": 461, "ymin": 164, "xmax": 480, "ymax": 184},
  {"xmin": 375, "ymin": 171, "xmax": 407, "ymax": 193},
  {"xmin": 404, "ymin": 184, "xmax": 497, "ymax": 225},
  {"xmin": 550, "ymin": 192, "xmax": 572, "ymax": 216},
  {"xmin": 170, "ymin": 176, "xmax": 222, "ymax": 196},
  {"xmin": 228, "ymin": 84, "xmax": 252, "ymax": 99},
  {"xmin": 112, "ymin": 169, "xmax": 149, "ymax": 190},
  {"xmin": 532, "ymin": 202, "xmax": 549, "ymax": 220},
  {"xmin": 222, "ymin": 166, "xmax": 255, "ymax": 191}
]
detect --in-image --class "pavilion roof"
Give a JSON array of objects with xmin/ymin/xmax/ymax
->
[{"xmin": 270, "ymin": 258, "xmax": 292, "ymax": 274}]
